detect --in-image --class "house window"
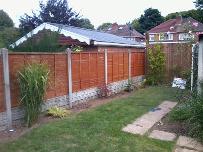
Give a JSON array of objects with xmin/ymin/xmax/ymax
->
[
  {"xmin": 149, "ymin": 35, "xmax": 155, "ymax": 41},
  {"xmin": 159, "ymin": 33, "xmax": 173, "ymax": 41},
  {"xmin": 179, "ymin": 33, "xmax": 194, "ymax": 41}
]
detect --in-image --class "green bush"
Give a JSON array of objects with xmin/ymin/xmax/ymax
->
[
  {"xmin": 47, "ymin": 106, "xmax": 70, "ymax": 118},
  {"xmin": 146, "ymin": 44, "xmax": 165, "ymax": 85},
  {"xmin": 188, "ymin": 96, "xmax": 203, "ymax": 141},
  {"xmin": 170, "ymin": 103, "xmax": 192, "ymax": 122},
  {"xmin": 18, "ymin": 63, "xmax": 49, "ymax": 127},
  {"xmin": 170, "ymin": 94, "xmax": 203, "ymax": 142}
]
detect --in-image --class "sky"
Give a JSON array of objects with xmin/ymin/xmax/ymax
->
[{"xmin": 0, "ymin": 0, "xmax": 196, "ymax": 28}]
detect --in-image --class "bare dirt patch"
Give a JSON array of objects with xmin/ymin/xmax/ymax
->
[{"xmin": 151, "ymin": 114, "xmax": 189, "ymax": 137}]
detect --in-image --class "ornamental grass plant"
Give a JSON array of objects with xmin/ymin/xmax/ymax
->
[{"xmin": 18, "ymin": 63, "xmax": 49, "ymax": 127}]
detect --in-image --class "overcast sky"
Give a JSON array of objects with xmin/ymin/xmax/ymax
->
[{"xmin": 1, "ymin": 0, "xmax": 196, "ymax": 28}]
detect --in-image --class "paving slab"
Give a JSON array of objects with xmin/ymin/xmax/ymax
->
[
  {"xmin": 122, "ymin": 101, "xmax": 177, "ymax": 135},
  {"xmin": 174, "ymin": 147, "xmax": 198, "ymax": 152},
  {"xmin": 149, "ymin": 130, "xmax": 176, "ymax": 141},
  {"xmin": 176, "ymin": 136, "xmax": 203, "ymax": 151},
  {"xmin": 122, "ymin": 124, "xmax": 147, "ymax": 135}
]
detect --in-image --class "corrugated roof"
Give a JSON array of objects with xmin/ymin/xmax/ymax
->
[
  {"xmin": 11, "ymin": 22, "xmax": 145, "ymax": 48},
  {"xmin": 48, "ymin": 23, "xmax": 142, "ymax": 46}
]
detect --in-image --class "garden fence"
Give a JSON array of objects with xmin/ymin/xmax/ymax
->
[
  {"xmin": 0, "ymin": 48, "xmax": 145, "ymax": 128},
  {"xmin": 149, "ymin": 43, "xmax": 192, "ymax": 81}
]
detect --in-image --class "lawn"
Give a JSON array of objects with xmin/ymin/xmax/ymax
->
[{"xmin": 0, "ymin": 86, "xmax": 178, "ymax": 152}]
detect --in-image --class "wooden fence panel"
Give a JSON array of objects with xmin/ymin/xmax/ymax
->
[
  {"xmin": 72, "ymin": 52, "xmax": 105, "ymax": 92},
  {"xmin": 41, "ymin": 55, "xmax": 56, "ymax": 99},
  {"xmin": 162, "ymin": 44, "xmax": 192, "ymax": 80},
  {"xmin": 72, "ymin": 53, "xmax": 80, "ymax": 92},
  {"xmin": 97, "ymin": 53, "xmax": 105, "ymax": 85},
  {"xmin": 89, "ymin": 53, "xmax": 98, "ymax": 87},
  {"xmin": 9, "ymin": 55, "xmax": 25, "ymax": 107},
  {"xmin": 54, "ymin": 54, "xmax": 68, "ymax": 97},
  {"xmin": 131, "ymin": 52, "xmax": 145, "ymax": 77},
  {"xmin": 8, "ymin": 53, "xmax": 69, "ymax": 108},
  {"xmin": 0, "ymin": 56, "xmax": 4, "ymax": 112},
  {"xmin": 0, "ymin": 50, "xmax": 145, "ymax": 110},
  {"xmin": 80, "ymin": 53, "xmax": 90, "ymax": 90},
  {"xmin": 123, "ymin": 53, "xmax": 129, "ymax": 79},
  {"xmin": 118, "ymin": 53, "xmax": 124, "ymax": 80}
]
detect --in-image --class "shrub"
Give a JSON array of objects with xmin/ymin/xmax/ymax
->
[
  {"xmin": 170, "ymin": 94, "xmax": 203, "ymax": 142},
  {"xmin": 47, "ymin": 106, "xmax": 70, "ymax": 118},
  {"xmin": 188, "ymin": 95, "xmax": 203, "ymax": 141},
  {"xmin": 18, "ymin": 63, "xmax": 49, "ymax": 127},
  {"xmin": 97, "ymin": 84, "xmax": 112, "ymax": 98},
  {"xmin": 146, "ymin": 44, "xmax": 165, "ymax": 85},
  {"xmin": 124, "ymin": 79, "xmax": 136, "ymax": 92},
  {"xmin": 170, "ymin": 103, "xmax": 192, "ymax": 122}
]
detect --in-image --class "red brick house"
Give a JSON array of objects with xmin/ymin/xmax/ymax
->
[
  {"xmin": 147, "ymin": 17, "xmax": 203, "ymax": 44},
  {"xmin": 105, "ymin": 23, "xmax": 145, "ymax": 43}
]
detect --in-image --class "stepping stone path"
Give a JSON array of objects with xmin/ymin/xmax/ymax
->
[
  {"xmin": 122, "ymin": 101, "xmax": 177, "ymax": 135},
  {"xmin": 174, "ymin": 147, "xmax": 198, "ymax": 152},
  {"xmin": 122, "ymin": 101, "xmax": 203, "ymax": 152},
  {"xmin": 174, "ymin": 136, "xmax": 203, "ymax": 152},
  {"xmin": 149, "ymin": 130, "xmax": 176, "ymax": 141}
]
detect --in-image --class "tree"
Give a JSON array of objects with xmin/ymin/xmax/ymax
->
[
  {"xmin": 0, "ymin": 27, "xmax": 20, "ymax": 48},
  {"xmin": 194, "ymin": 0, "xmax": 203, "ymax": 9},
  {"xmin": 138, "ymin": 8, "xmax": 164, "ymax": 34},
  {"xmin": 0, "ymin": 10, "xmax": 20, "ymax": 48},
  {"xmin": 165, "ymin": 9, "xmax": 203, "ymax": 24},
  {"xmin": 76, "ymin": 18, "xmax": 94, "ymax": 29},
  {"xmin": 19, "ymin": 12, "xmax": 42, "ymax": 35},
  {"xmin": 97, "ymin": 23, "xmax": 112, "ymax": 31},
  {"xmin": 19, "ymin": 0, "xmax": 93, "ymax": 34},
  {"xmin": 131, "ymin": 19, "xmax": 141, "ymax": 32},
  {"xmin": 0, "ymin": 10, "xmax": 14, "ymax": 29}
]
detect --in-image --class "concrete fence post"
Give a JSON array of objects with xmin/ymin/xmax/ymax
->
[
  {"xmin": 1, "ymin": 48, "xmax": 12, "ymax": 130},
  {"xmin": 198, "ymin": 38, "xmax": 203, "ymax": 94},
  {"xmin": 104, "ymin": 49, "xmax": 108, "ymax": 85},
  {"xmin": 67, "ymin": 48, "xmax": 73, "ymax": 108},
  {"xmin": 128, "ymin": 49, "xmax": 131, "ymax": 80}
]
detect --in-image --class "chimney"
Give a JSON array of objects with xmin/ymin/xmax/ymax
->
[{"xmin": 111, "ymin": 23, "xmax": 119, "ymax": 30}]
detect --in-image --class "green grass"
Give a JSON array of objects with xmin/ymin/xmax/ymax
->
[{"xmin": 0, "ymin": 86, "xmax": 178, "ymax": 152}]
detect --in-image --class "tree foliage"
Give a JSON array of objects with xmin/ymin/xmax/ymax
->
[
  {"xmin": 97, "ymin": 23, "xmax": 112, "ymax": 31},
  {"xmin": 0, "ymin": 10, "xmax": 20, "ymax": 48},
  {"xmin": 12, "ymin": 30, "xmax": 66, "ymax": 52},
  {"xmin": 194, "ymin": 0, "xmax": 203, "ymax": 9},
  {"xmin": 0, "ymin": 27, "xmax": 20, "ymax": 48},
  {"xmin": 19, "ymin": 0, "xmax": 94, "ymax": 34},
  {"xmin": 0, "ymin": 10, "xmax": 14, "ymax": 28},
  {"xmin": 165, "ymin": 9, "xmax": 203, "ymax": 23},
  {"xmin": 75, "ymin": 18, "xmax": 94, "ymax": 29},
  {"xmin": 131, "ymin": 19, "xmax": 141, "ymax": 32},
  {"xmin": 138, "ymin": 8, "xmax": 164, "ymax": 34}
]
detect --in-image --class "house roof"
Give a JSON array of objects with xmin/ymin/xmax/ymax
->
[
  {"xmin": 148, "ymin": 17, "xmax": 203, "ymax": 33},
  {"xmin": 11, "ymin": 22, "xmax": 145, "ymax": 48},
  {"xmin": 105, "ymin": 23, "xmax": 145, "ymax": 38}
]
